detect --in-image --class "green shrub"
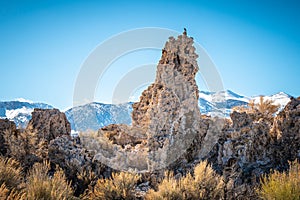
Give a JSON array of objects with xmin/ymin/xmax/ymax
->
[
  {"xmin": 258, "ymin": 159, "xmax": 300, "ymax": 200},
  {"xmin": 86, "ymin": 171, "xmax": 141, "ymax": 200}
]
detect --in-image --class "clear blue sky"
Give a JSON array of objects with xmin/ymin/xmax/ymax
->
[{"xmin": 1, "ymin": 0, "xmax": 300, "ymax": 109}]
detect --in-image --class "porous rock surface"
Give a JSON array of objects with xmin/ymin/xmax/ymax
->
[
  {"xmin": 83, "ymin": 33, "xmax": 204, "ymax": 172},
  {"xmin": 202, "ymin": 97, "xmax": 300, "ymax": 199},
  {"xmin": 0, "ymin": 119, "xmax": 17, "ymax": 155},
  {"xmin": 23, "ymin": 33, "xmax": 298, "ymax": 199},
  {"xmin": 27, "ymin": 108, "xmax": 71, "ymax": 141}
]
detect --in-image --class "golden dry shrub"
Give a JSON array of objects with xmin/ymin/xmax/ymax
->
[
  {"xmin": 0, "ymin": 157, "xmax": 24, "ymax": 200},
  {"xmin": 192, "ymin": 160, "xmax": 225, "ymax": 199},
  {"xmin": 24, "ymin": 161, "xmax": 74, "ymax": 200},
  {"xmin": 87, "ymin": 171, "xmax": 140, "ymax": 200},
  {"xmin": 146, "ymin": 172, "xmax": 184, "ymax": 200},
  {"xmin": 258, "ymin": 159, "xmax": 300, "ymax": 200},
  {"xmin": 0, "ymin": 183, "xmax": 24, "ymax": 200},
  {"xmin": 146, "ymin": 160, "xmax": 225, "ymax": 200},
  {"xmin": 0, "ymin": 157, "xmax": 23, "ymax": 191},
  {"xmin": 233, "ymin": 96, "xmax": 280, "ymax": 121},
  {"xmin": 3, "ymin": 127, "xmax": 48, "ymax": 171}
]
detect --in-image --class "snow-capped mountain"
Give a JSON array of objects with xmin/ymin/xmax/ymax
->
[
  {"xmin": 198, "ymin": 90, "xmax": 250, "ymax": 116},
  {"xmin": 65, "ymin": 102, "xmax": 133, "ymax": 131},
  {"xmin": 66, "ymin": 90, "xmax": 291, "ymax": 131},
  {"xmin": 198, "ymin": 90, "xmax": 291, "ymax": 117},
  {"xmin": 252, "ymin": 92, "xmax": 291, "ymax": 111},
  {"xmin": 0, "ymin": 99, "xmax": 53, "ymax": 127},
  {"xmin": 0, "ymin": 91, "xmax": 292, "ymax": 131}
]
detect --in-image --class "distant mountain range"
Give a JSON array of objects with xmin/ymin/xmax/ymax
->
[
  {"xmin": 0, "ymin": 99, "xmax": 53, "ymax": 128},
  {"xmin": 65, "ymin": 102, "xmax": 133, "ymax": 131},
  {"xmin": 0, "ymin": 91, "xmax": 291, "ymax": 131}
]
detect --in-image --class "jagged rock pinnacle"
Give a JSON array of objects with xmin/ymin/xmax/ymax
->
[
  {"xmin": 131, "ymin": 32, "xmax": 201, "ymax": 170},
  {"xmin": 85, "ymin": 32, "xmax": 203, "ymax": 172}
]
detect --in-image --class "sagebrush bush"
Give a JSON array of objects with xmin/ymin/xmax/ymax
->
[
  {"xmin": 3, "ymin": 127, "xmax": 47, "ymax": 171},
  {"xmin": 0, "ymin": 157, "xmax": 23, "ymax": 191},
  {"xmin": 193, "ymin": 160, "xmax": 225, "ymax": 199},
  {"xmin": 86, "ymin": 171, "xmax": 140, "ymax": 200},
  {"xmin": 24, "ymin": 161, "xmax": 74, "ymax": 200},
  {"xmin": 258, "ymin": 159, "xmax": 300, "ymax": 200},
  {"xmin": 146, "ymin": 172, "xmax": 184, "ymax": 200},
  {"xmin": 0, "ymin": 183, "xmax": 24, "ymax": 200},
  {"xmin": 233, "ymin": 96, "xmax": 280, "ymax": 121},
  {"xmin": 146, "ymin": 160, "xmax": 225, "ymax": 200}
]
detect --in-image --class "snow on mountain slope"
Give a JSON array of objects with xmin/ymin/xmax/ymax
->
[
  {"xmin": 198, "ymin": 90, "xmax": 291, "ymax": 117},
  {"xmin": 0, "ymin": 100, "xmax": 53, "ymax": 127},
  {"xmin": 0, "ymin": 91, "xmax": 292, "ymax": 131},
  {"xmin": 252, "ymin": 92, "xmax": 291, "ymax": 111},
  {"xmin": 6, "ymin": 107, "xmax": 33, "ymax": 121},
  {"xmin": 65, "ymin": 102, "xmax": 133, "ymax": 131}
]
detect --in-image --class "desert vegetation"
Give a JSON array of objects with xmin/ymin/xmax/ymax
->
[
  {"xmin": 145, "ymin": 160, "xmax": 225, "ymax": 200},
  {"xmin": 257, "ymin": 160, "xmax": 300, "ymax": 200},
  {"xmin": 0, "ymin": 31, "xmax": 299, "ymax": 199},
  {"xmin": 85, "ymin": 171, "xmax": 141, "ymax": 200},
  {"xmin": 233, "ymin": 96, "xmax": 280, "ymax": 122}
]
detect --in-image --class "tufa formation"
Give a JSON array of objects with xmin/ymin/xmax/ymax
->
[
  {"xmin": 85, "ymin": 32, "xmax": 203, "ymax": 172},
  {"xmin": 1, "ymin": 32, "xmax": 299, "ymax": 199}
]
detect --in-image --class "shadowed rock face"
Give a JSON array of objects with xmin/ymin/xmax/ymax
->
[
  {"xmin": 272, "ymin": 97, "xmax": 300, "ymax": 162},
  {"xmin": 78, "ymin": 32, "xmax": 300, "ymax": 198},
  {"xmin": 202, "ymin": 97, "xmax": 300, "ymax": 199},
  {"xmin": 27, "ymin": 108, "xmax": 71, "ymax": 141},
  {"xmin": 0, "ymin": 119, "xmax": 17, "ymax": 155}
]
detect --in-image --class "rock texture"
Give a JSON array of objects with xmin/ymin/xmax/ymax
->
[
  {"xmin": 135, "ymin": 35, "xmax": 201, "ymax": 170},
  {"xmin": 27, "ymin": 108, "xmax": 71, "ymax": 141},
  {"xmin": 1, "ymin": 32, "xmax": 300, "ymax": 199},
  {"xmin": 200, "ymin": 97, "xmax": 300, "ymax": 199},
  {"xmin": 81, "ymin": 33, "xmax": 203, "ymax": 172},
  {"xmin": 272, "ymin": 97, "xmax": 300, "ymax": 164},
  {"xmin": 48, "ymin": 135, "xmax": 112, "ymax": 196},
  {"xmin": 2, "ymin": 108, "xmax": 109, "ymax": 196},
  {"xmin": 0, "ymin": 119, "xmax": 17, "ymax": 155}
]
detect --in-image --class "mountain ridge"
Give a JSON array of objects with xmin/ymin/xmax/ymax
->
[{"xmin": 0, "ymin": 91, "xmax": 292, "ymax": 131}]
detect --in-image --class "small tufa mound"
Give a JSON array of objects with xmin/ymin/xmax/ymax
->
[{"xmin": 27, "ymin": 108, "xmax": 71, "ymax": 142}]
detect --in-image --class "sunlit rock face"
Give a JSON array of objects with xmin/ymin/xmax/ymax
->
[
  {"xmin": 82, "ymin": 32, "xmax": 204, "ymax": 172},
  {"xmin": 27, "ymin": 108, "xmax": 71, "ymax": 142},
  {"xmin": 131, "ymin": 34, "xmax": 202, "ymax": 170}
]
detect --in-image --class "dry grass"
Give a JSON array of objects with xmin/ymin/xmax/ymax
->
[
  {"xmin": 0, "ymin": 183, "xmax": 24, "ymax": 200},
  {"xmin": 146, "ymin": 160, "xmax": 225, "ymax": 200},
  {"xmin": 86, "ymin": 171, "xmax": 141, "ymax": 200},
  {"xmin": 0, "ymin": 157, "xmax": 23, "ymax": 191},
  {"xmin": 3, "ymin": 127, "xmax": 48, "ymax": 171},
  {"xmin": 193, "ymin": 160, "xmax": 225, "ymax": 199},
  {"xmin": 0, "ymin": 157, "xmax": 24, "ymax": 199},
  {"xmin": 233, "ymin": 96, "xmax": 280, "ymax": 121},
  {"xmin": 146, "ymin": 172, "xmax": 184, "ymax": 200},
  {"xmin": 258, "ymin": 159, "xmax": 300, "ymax": 200},
  {"xmin": 24, "ymin": 161, "xmax": 74, "ymax": 200}
]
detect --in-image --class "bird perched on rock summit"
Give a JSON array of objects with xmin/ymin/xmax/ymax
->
[{"xmin": 183, "ymin": 28, "xmax": 187, "ymax": 36}]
